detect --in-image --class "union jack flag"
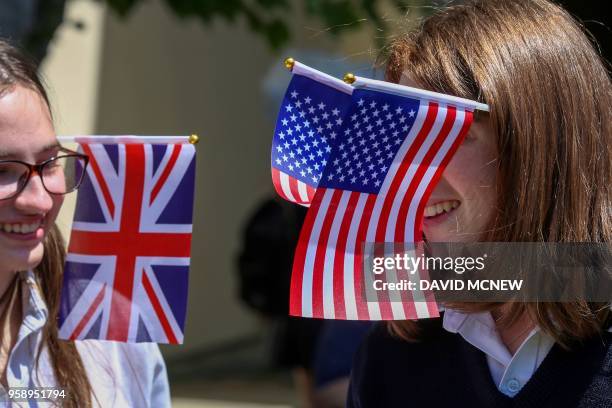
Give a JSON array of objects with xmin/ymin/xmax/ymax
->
[
  {"xmin": 59, "ymin": 142, "xmax": 196, "ymax": 344},
  {"xmin": 273, "ymin": 64, "xmax": 474, "ymax": 320}
]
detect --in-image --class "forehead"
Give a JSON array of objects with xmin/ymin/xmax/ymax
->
[
  {"xmin": 0, "ymin": 85, "xmax": 56, "ymax": 159},
  {"xmin": 400, "ymin": 71, "xmax": 491, "ymax": 128}
]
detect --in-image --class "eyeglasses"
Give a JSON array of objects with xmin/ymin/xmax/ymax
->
[{"xmin": 0, "ymin": 149, "xmax": 89, "ymax": 201}]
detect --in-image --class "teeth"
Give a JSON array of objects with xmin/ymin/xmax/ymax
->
[
  {"xmin": 0, "ymin": 222, "xmax": 41, "ymax": 234},
  {"xmin": 424, "ymin": 200, "xmax": 460, "ymax": 218},
  {"xmin": 20, "ymin": 223, "xmax": 36, "ymax": 233}
]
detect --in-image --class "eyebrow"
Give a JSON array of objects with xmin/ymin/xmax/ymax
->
[{"xmin": 0, "ymin": 142, "xmax": 61, "ymax": 160}]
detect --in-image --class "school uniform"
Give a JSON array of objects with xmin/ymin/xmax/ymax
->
[
  {"xmin": 347, "ymin": 311, "xmax": 612, "ymax": 407},
  {"xmin": 0, "ymin": 271, "xmax": 170, "ymax": 407}
]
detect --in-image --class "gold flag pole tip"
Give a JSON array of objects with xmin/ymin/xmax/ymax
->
[
  {"xmin": 344, "ymin": 73, "xmax": 356, "ymax": 84},
  {"xmin": 188, "ymin": 134, "xmax": 200, "ymax": 144},
  {"xmin": 284, "ymin": 57, "xmax": 295, "ymax": 70}
]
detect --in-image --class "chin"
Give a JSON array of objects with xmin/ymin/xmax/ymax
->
[{"xmin": 1, "ymin": 244, "xmax": 45, "ymax": 273}]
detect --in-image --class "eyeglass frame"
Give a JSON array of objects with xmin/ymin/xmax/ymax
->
[{"xmin": 0, "ymin": 147, "xmax": 90, "ymax": 201}]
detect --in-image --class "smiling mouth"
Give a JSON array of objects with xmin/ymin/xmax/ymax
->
[
  {"xmin": 0, "ymin": 221, "xmax": 44, "ymax": 235},
  {"xmin": 424, "ymin": 200, "xmax": 460, "ymax": 219}
]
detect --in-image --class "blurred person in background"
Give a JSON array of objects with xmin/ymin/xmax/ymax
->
[
  {"xmin": 0, "ymin": 39, "xmax": 169, "ymax": 407},
  {"xmin": 237, "ymin": 189, "xmax": 373, "ymax": 408},
  {"xmin": 238, "ymin": 196, "xmax": 324, "ymax": 407},
  {"xmin": 348, "ymin": 0, "xmax": 611, "ymax": 407},
  {"xmin": 238, "ymin": 197, "xmax": 373, "ymax": 408},
  {"xmin": 311, "ymin": 320, "xmax": 372, "ymax": 408}
]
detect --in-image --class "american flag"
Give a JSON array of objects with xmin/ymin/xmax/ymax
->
[
  {"xmin": 59, "ymin": 142, "xmax": 196, "ymax": 344},
  {"xmin": 271, "ymin": 72, "xmax": 352, "ymax": 206},
  {"xmin": 276, "ymin": 72, "xmax": 473, "ymax": 320}
]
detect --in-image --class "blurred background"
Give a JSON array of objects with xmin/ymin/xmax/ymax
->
[{"xmin": 0, "ymin": 0, "xmax": 608, "ymax": 407}]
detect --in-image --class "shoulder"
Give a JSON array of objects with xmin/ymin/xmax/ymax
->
[
  {"xmin": 352, "ymin": 319, "xmax": 456, "ymax": 373},
  {"xmin": 74, "ymin": 340, "xmax": 170, "ymax": 407},
  {"xmin": 76, "ymin": 338, "xmax": 163, "ymax": 356},
  {"xmin": 348, "ymin": 319, "xmax": 460, "ymax": 407},
  {"xmin": 590, "ymin": 331, "xmax": 612, "ymax": 378},
  {"xmin": 75, "ymin": 340, "xmax": 165, "ymax": 374},
  {"xmin": 575, "ymin": 332, "xmax": 612, "ymax": 407}
]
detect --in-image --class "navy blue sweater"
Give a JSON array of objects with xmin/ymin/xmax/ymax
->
[{"xmin": 347, "ymin": 321, "xmax": 612, "ymax": 408}]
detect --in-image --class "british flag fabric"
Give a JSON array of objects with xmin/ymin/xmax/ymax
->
[
  {"xmin": 59, "ymin": 142, "xmax": 196, "ymax": 344},
  {"xmin": 273, "ymin": 64, "xmax": 474, "ymax": 321}
]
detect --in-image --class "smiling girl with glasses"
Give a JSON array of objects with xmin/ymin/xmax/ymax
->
[{"xmin": 0, "ymin": 39, "xmax": 170, "ymax": 407}]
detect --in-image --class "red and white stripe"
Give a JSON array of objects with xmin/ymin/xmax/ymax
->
[
  {"xmin": 272, "ymin": 167, "xmax": 316, "ymax": 207},
  {"xmin": 290, "ymin": 102, "xmax": 473, "ymax": 320}
]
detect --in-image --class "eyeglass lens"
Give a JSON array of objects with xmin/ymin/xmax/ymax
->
[{"xmin": 0, "ymin": 156, "xmax": 86, "ymax": 200}]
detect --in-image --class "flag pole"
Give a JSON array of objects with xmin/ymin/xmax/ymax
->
[
  {"xmin": 283, "ymin": 57, "xmax": 353, "ymax": 95},
  {"xmin": 284, "ymin": 58, "xmax": 489, "ymax": 112},
  {"xmin": 347, "ymin": 74, "xmax": 490, "ymax": 113},
  {"xmin": 57, "ymin": 135, "xmax": 200, "ymax": 145}
]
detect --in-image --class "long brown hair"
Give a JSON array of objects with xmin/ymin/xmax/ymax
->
[
  {"xmin": 384, "ymin": 0, "xmax": 611, "ymax": 348},
  {"xmin": 1, "ymin": 40, "xmax": 93, "ymax": 407}
]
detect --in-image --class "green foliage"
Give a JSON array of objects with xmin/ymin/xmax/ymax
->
[{"xmin": 100, "ymin": 0, "xmax": 420, "ymax": 50}]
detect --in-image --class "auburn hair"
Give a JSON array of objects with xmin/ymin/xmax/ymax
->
[
  {"xmin": 384, "ymin": 0, "xmax": 611, "ymax": 348},
  {"xmin": 1, "ymin": 40, "xmax": 93, "ymax": 407}
]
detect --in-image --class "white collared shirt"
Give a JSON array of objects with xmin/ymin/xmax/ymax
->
[
  {"xmin": 0, "ymin": 271, "xmax": 171, "ymax": 407},
  {"xmin": 442, "ymin": 309, "xmax": 555, "ymax": 397}
]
